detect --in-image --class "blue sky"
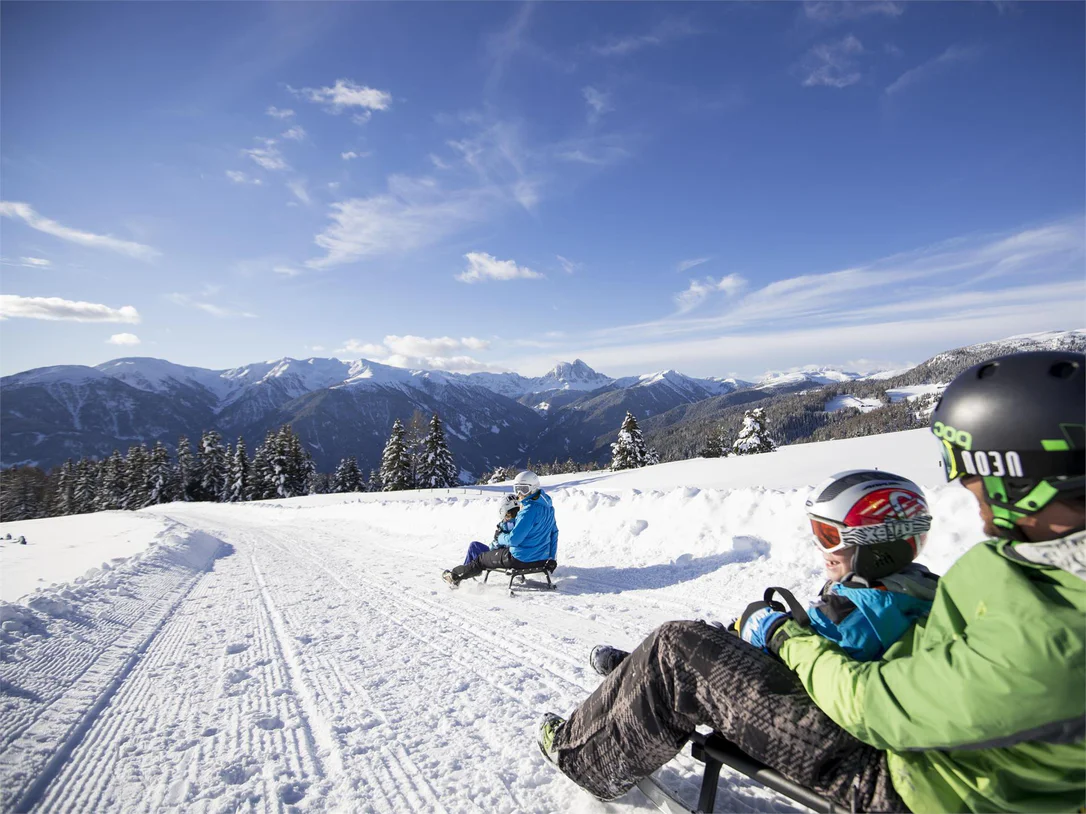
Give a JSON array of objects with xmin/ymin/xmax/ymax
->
[{"xmin": 1, "ymin": 1, "xmax": 1083, "ymax": 379}]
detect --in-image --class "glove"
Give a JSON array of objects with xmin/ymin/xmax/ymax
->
[{"xmin": 737, "ymin": 587, "xmax": 810, "ymax": 657}]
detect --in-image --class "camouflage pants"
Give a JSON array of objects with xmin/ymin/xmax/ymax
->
[{"xmin": 553, "ymin": 620, "xmax": 907, "ymax": 813}]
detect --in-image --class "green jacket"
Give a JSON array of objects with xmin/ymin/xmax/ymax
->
[{"xmin": 778, "ymin": 533, "xmax": 1086, "ymax": 813}]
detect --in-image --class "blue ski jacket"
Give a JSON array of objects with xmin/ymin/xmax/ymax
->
[
  {"xmin": 806, "ymin": 564, "xmax": 938, "ymax": 661},
  {"xmin": 506, "ymin": 490, "xmax": 558, "ymax": 563},
  {"xmin": 492, "ymin": 518, "xmax": 515, "ymax": 549}
]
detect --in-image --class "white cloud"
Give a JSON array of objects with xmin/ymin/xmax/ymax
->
[
  {"xmin": 676, "ymin": 257, "xmax": 711, "ymax": 273},
  {"xmin": 336, "ymin": 339, "xmax": 389, "ymax": 357},
  {"xmin": 591, "ymin": 18, "xmax": 702, "ymax": 57},
  {"xmin": 291, "ymin": 79, "xmax": 392, "ymax": 113},
  {"xmin": 0, "ymin": 294, "xmax": 140, "ymax": 323},
  {"xmin": 226, "ymin": 170, "xmax": 262, "ymax": 185},
  {"xmin": 557, "ymin": 255, "xmax": 581, "ymax": 274},
  {"xmin": 307, "ymin": 176, "xmax": 498, "ymax": 268},
  {"xmin": 340, "ymin": 151, "xmax": 370, "ymax": 161},
  {"xmin": 310, "ymin": 345, "xmax": 326, "ymax": 352},
  {"xmin": 385, "ymin": 335, "xmax": 491, "ymax": 356},
  {"xmin": 674, "ymin": 274, "xmax": 747, "ymax": 313},
  {"xmin": 583, "ymin": 86, "xmax": 613, "ymax": 123},
  {"xmin": 287, "ymin": 179, "xmax": 312, "ymax": 206},
  {"xmin": 281, "ymin": 125, "xmax": 307, "ymax": 141},
  {"xmin": 0, "ymin": 201, "xmax": 160, "ymax": 260},
  {"xmin": 266, "ymin": 106, "xmax": 295, "ymax": 119},
  {"xmin": 885, "ymin": 44, "xmax": 980, "ymax": 96},
  {"xmin": 272, "ymin": 265, "xmax": 303, "ymax": 277},
  {"xmin": 168, "ymin": 293, "xmax": 256, "ymax": 319},
  {"xmin": 21, "ymin": 257, "xmax": 50, "ymax": 267},
  {"xmin": 803, "ymin": 1, "xmax": 904, "ymax": 21},
  {"xmin": 244, "ymin": 139, "xmax": 289, "ymax": 172},
  {"xmin": 802, "ymin": 35, "xmax": 865, "ymax": 88},
  {"xmin": 456, "ymin": 252, "xmax": 544, "ymax": 284},
  {"xmin": 429, "ymin": 153, "xmax": 452, "ymax": 170},
  {"xmin": 554, "ymin": 135, "xmax": 633, "ymax": 166},
  {"xmin": 107, "ymin": 332, "xmax": 141, "ymax": 346}
]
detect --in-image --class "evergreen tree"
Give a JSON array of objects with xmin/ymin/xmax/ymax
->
[
  {"xmin": 54, "ymin": 458, "xmax": 76, "ymax": 516},
  {"xmin": 700, "ymin": 430, "xmax": 724, "ymax": 458},
  {"xmin": 147, "ymin": 442, "xmax": 175, "ymax": 505},
  {"xmin": 610, "ymin": 412, "xmax": 650, "ymax": 471},
  {"xmin": 405, "ymin": 410, "xmax": 428, "ymax": 488},
  {"xmin": 366, "ymin": 469, "xmax": 381, "ymax": 493},
  {"xmin": 124, "ymin": 444, "xmax": 151, "ymax": 509},
  {"xmin": 333, "ymin": 456, "xmax": 365, "ymax": 493},
  {"xmin": 732, "ymin": 408, "xmax": 778, "ymax": 455},
  {"xmin": 0, "ymin": 466, "xmax": 49, "ymax": 521},
  {"xmin": 249, "ymin": 431, "xmax": 275, "ymax": 500},
  {"xmin": 196, "ymin": 430, "xmax": 228, "ymax": 502},
  {"xmin": 176, "ymin": 436, "xmax": 197, "ymax": 501},
  {"xmin": 97, "ymin": 450, "xmax": 126, "ymax": 510},
  {"xmin": 74, "ymin": 458, "xmax": 99, "ymax": 514},
  {"xmin": 419, "ymin": 413, "xmax": 458, "ymax": 489},
  {"xmin": 226, "ymin": 438, "xmax": 250, "ymax": 502},
  {"xmin": 379, "ymin": 419, "xmax": 412, "ymax": 491}
]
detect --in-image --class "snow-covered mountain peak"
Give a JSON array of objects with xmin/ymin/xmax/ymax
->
[
  {"xmin": 538, "ymin": 359, "xmax": 613, "ymax": 391},
  {"xmin": 757, "ymin": 366, "xmax": 863, "ymax": 389},
  {"xmin": 95, "ymin": 357, "xmax": 239, "ymax": 398}
]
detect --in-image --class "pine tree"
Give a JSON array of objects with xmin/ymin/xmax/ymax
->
[
  {"xmin": 405, "ymin": 410, "xmax": 427, "ymax": 489},
  {"xmin": 333, "ymin": 456, "xmax": 364, "ymax": 493},
  {"xmin": 176, "ymin": 436, "xmax": 197, "ymax": 501},
  {"xmin": 74, "ymin": 458, "xmax": 99, "ymax": 514},
  {"xmin": 196, "ymin": 430, "xmax": 228, "ymax": 502},
  {"xmin": 124, "ymin": 444, "xmax": 151, "ymax": 509},
  {"xmin": 249, "ymin": 431, "xmax": 275, "ymax": 500},
  {"xmin": 419, "ymin": 413, "xmax": 458, "ymax": 489},
  {"xmin": 732, "ymin": 408, "xmax": 778, "ymax": 455},
  {"xmin": 379, "ymin": 419, "xmax": 412, "ymax": 491},
  {"xmin": 701, "ymin": 433, "xmax": 723, "ymax": 458},
  {"xmin": 610, "ymin": 412, "xmax": 650, "ymax": 471},
  {"xmin": 226, "ymin": 438, "xmax": 250, "ymax": 502},
  {"xmin": 147, "ymin": 442, "xmax": 175, "ymax": 505},
  {"xmin": 366, "ymin": 469, "xmax": 381, "ymax": 493},
  {"xmin": 97, "ymin": 450, "xmax": 126, "ymax": 510},
  {"xmin": 54, "ymin": 459, "xmax": 76, "ymax": 516}
]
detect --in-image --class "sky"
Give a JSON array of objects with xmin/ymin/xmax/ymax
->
[{"xmin": 1, "ymin": 1, "xmax": 1083, "ymax": 380}]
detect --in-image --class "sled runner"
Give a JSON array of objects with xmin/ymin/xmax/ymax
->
[
  {"xmin": 636, "ymin": 730, "xmax": 844, "ymax": 814},
  {"xmin": 482, "ymin": 558, "xmax": 558, "ymax": 593}
]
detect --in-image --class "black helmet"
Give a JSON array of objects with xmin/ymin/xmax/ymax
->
[{"xmin": 930, "ymin": 350, "xmax": 1085, "ymax": 533}]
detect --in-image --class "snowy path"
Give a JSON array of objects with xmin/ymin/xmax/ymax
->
[{"xmin": 2, "ymin": 501, "xmax": 819, "ymax": 812}]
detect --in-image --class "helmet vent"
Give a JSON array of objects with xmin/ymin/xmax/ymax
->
[
  {"xmin": 1049, "ymin": 361, "xmax": 1078, "ymax": 379},
  {"xmin": 977, "ymin": 363, "xmax": 998, "ymax": 379}
]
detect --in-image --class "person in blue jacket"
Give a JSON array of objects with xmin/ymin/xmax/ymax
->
[
  {"xmin": 587, "ymin": 469, "xmax": 938, "ymax": 676},
  {"xmin": 444, "ymin": 470, "xmax": 559, "ymax": 587}
]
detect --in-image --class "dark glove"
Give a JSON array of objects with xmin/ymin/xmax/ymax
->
[{"xmin": 736, "ymin": 587, "xmax": 809, "ymax": 657}]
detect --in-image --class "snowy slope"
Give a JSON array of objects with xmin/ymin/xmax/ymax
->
[{"xmin": 0, "ymin": 429, "xmax": 983, "ymax": 813}]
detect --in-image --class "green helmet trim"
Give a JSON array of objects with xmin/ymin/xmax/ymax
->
[{"xmin": 982, "ymin": 477, "xmax": 1063, "ymax": 529}]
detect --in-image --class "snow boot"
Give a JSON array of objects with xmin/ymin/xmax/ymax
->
[
  {"xmin": 589, "ymin": 644, "xmax": 629, "ymax": 677},
  {"xmin": 537, "ymin": 712, "xmax": 565, "ymax": 766},
  {"xmin": 442, "ymin": 570, "xmax": 460, "ymax": 589}
]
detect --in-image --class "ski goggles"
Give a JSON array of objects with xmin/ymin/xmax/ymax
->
[
  {"xmin": 513, "ymin": 483, "xmax": 533, "ymax": 497},
  {"xmin": 809, "ymin": 515, "xmax": 932, "ymax": 553}
]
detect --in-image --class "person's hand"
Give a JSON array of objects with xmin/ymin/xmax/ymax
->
[{"xmin": 738, "ymin": 606, "xmax": 791, "ymax": 654}]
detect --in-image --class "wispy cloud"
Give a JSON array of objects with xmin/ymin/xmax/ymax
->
[
  {"xmin": 501, "ymin": 216, "xmax": 1085, "ymax": 376},
  {"xmin": 803, "ymin": 1, "xmax": 904, "ymax": 22},
  {"xmin": 674, "ymin": 274, "xmax": 747, "ymax": 313},
  {"xmin": 336, "ymin": 335, "xmax": 497, "ymax": 372},
  {"xmin": 885, "ymin": 44, "xmax": 980, "ymax": 96},
  {"xmin": 583, "ymin": 86, "xmax": 613, "ymax": 124},
  {"xmin": 676, "ymin": 257, "xmax": 711, "ymax": 273},
  {"xmin": 107, "ymin": 332, "xmax": 141, "ymax": 346},
  {"xmin": 273, "ymin": 265, "xmax": 303, "ymax": 277},
  {"xmin": 244, "ymin": 138, "xmax": 289, "ymax": 171},
  {"xmin": 290, "ymin": 78, "xmax": 392, "ymax": 113},
  {"xmin": 341, "ymin": 151, "xmax": 369, "ymax": 161},
  {"xmin": 554, "ymin": 134, "xmax": 633, "ymax": 166},
  {"xmin": 336, "ymin": 339, "xmax": 389, "ymax": 357},
  {"xmin": 168, "ymin": 293, "xmax": 256, "ymax": 319},
  {"xmin": 266, "ymin": 106, "xmax": 295, "ymax": 119},
  {"xmin": 287, "ymin": 178, "xmax": 312, "ymax": 206},
  {"xmin": 281, "ymin": 125, "xmax": 307, "ymax": 141},
  {"xmin": 0, "ymin": 294, "xmax": 141, "ymax": 323},
  {"xmin": 226, "ymin": 170, "xmax": 262, "ymax": 185},
  {"xmin": 457, "ymin": 252, "xmax": 544, "ymax": 284},
  {"xmin": 429, "ymin": 153, "xmax": 452, "ymax": 170},
  {"xmin": 0, "ymin": 202, "xmax": 160, "ymax": 261},
  {"xmin": 802, "ymin": 35, "xmax": 865, "ymax": 88},
  {"xmin": 1, "ymin": 256, "xmax": 52, "ymax": 268},
  {"xmin": 590, "ymin": 17, "xmax": 702, "ymax": 57},
  {"xmin": 557, "ymin": 255, "xmax": 581, "ymax": 275}
]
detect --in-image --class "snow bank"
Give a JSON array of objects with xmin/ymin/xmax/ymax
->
[{"xmin": 0, "ymin": 512, "xmax": 172, "ymax": 602}]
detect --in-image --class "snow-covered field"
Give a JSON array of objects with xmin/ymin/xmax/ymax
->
[{"xmin": 0, "ymin": 429, "xmax": 984, "ymax": 813}]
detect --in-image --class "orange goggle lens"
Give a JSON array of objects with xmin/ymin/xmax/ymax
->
[{"xmin": 810, "ymin": 518, "xmax": 845, "ymax": 552}]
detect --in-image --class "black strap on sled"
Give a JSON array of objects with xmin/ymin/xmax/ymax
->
[{"xmin": 687, "ymin": 731, "xmax": 844, "ymax": 813}]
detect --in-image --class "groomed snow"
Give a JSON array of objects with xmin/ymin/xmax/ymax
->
[{"xmin": 0, "ymin": 429, "xmax": 983, "ymax": 812}]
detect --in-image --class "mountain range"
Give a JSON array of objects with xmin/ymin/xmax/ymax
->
[{"xmin": 3, "ymin": 330, "xmax": 1082, "ymax": 476}]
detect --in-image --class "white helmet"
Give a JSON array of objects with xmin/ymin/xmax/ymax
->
[
  {"xmin": 498, "ymin": 493, "xmax": 520, "ymax": 518},
  {"xmin": 805, "ymin": 470, "xmax": 931, "ymax": 582},
  {"xmin": 512, "ymin": 470, "xmax": 541, "ymax": 497}
]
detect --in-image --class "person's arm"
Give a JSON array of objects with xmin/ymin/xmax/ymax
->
[
  {"xmin": 777, "ymin": 609, "xmax": 1083, "ymax": 751},
  {"xmin": 505, "ymin": 500, "xmax": 537, "ymax": 550}
]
